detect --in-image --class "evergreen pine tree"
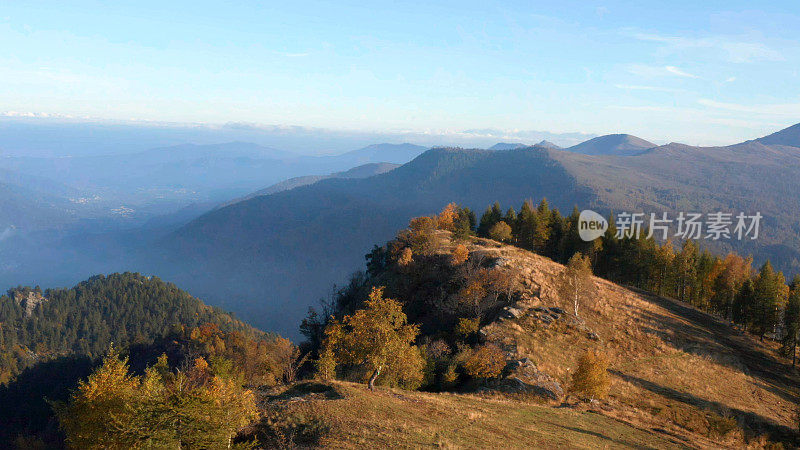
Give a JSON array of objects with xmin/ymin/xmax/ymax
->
[
  {"xmin": 752, "ymin": 261, "xmax": 787, "ymax": 341},
  {"xmin": 515, "ymin": 200, "xmax": 538, "ymax": 251},
  {"xmin": 781, "ymin": 278, "xmax": 800, "ymax": 365}
]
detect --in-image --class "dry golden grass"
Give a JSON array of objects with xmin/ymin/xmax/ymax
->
[
  {"xmin": 258, "ymin": 381, "xmax": 687, "ymax": 449},
  {"xmin": 456, "ymin": 237, "xmax": 800, "ymax": 447}
]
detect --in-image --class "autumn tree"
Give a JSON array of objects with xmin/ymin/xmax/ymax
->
[
  {"xmin": 571, "ymin": 349, "xmax": 610, "ymax": 401},
  {"xmin": 652, "ymin": 239, "xmax": 675, "ymax": 296},
  {"xmin": 55, "ymin": 348, "xmax": 259, "ymax": 449},
  {"xmin": 557, "ymin": 253, "xmax": 594, "ymax": 318},
  {"xmin": 712, "ymin": 253, "xmax": 753, "ymax": 320},
  {"xmin": 451, "ymin": 258, "xmax": 515, "ymax": 321},
  {"xmin": 451, "ymin": 244, "xmax": 470, "ymax": 265},
  {"xmin": 265, "ymin": 336, "xmax": 304, "ymax": 383},
  {"xmin": 463, "ymin": 343, "xmax": 506, "ymax": 379},
  {"xmin": 673, "ymin": 240, "xmax": 699, "ymax": 302},
  {"xmin": 400, "ymin": 216, "xmax": 438, "ymax": 255},
  {"xmin": 488, "ymin": 221, "xmax": 513, "ymax": 243},
  {"xmin": 55, "ymin": 346, "xmax": 141, "ymax": 448},
  {"xmin": 318, "ymin": 287, "xmax": 424, "ymax": 390},
  {"xmin": 436, "ymin": 203, "xmax": 459, "ymax": 231}
]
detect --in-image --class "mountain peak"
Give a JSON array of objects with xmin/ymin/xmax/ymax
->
[
  {"xmin": 754, "ymin": 122, "xmax": 800, "ymax": 147},
  {"xmin": 535, "ymin": 140, "xmax": 561, "ymax": 149},
  {"xmin": 565, "ymin": 134, "xmax": 655, "ymax": 156},
  {"xmin": 488, "ymin": 142, "xmax": 527, "ymax": 151}
]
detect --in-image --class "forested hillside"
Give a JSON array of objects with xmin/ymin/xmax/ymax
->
[
  {"xmin": 0, "ymin": 272, "xmax": 300, "ymax": 447},
  {"xmin": 0, "ymin": 272, "xmax": 258, "ymax": 382}
]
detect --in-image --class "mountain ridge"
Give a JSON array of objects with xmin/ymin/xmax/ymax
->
[{"xmin": 564, "ymin": 133, "xmax": 655, "ymax": 156}]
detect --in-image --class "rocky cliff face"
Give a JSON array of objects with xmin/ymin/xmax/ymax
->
[{"xmin": 12, "ymin": 290, "xmax": 46, "ymax": 316}]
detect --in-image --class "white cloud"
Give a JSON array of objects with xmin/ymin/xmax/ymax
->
[
  {"xmin": 724, "ymin": 77, "xmax": 736, "ymax": 83},
  {"xmin": 628, "ymin": 64, "xmax": 699, "ymax": 79},
  {"xmin": 633, "ymin": 32, "xmax": 784, "ymax": 63},
  {"xmin": 665, "ymin": 66, "xmax": 698, "ymax": 78}
]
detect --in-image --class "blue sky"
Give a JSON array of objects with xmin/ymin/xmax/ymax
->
[{"xmin": 1, "ymin": 1, "xmax": 798, "ymax": 145}]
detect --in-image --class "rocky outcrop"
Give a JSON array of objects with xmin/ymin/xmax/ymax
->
[
  {"xmin": 486, "ymin": 358, "xmax": 564, "ymax": 402},
  {"xmin": 11, "ymin": 290, "xmax": 47, "ymax": 317}
]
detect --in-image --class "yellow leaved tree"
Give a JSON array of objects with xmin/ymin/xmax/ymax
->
[
  {"xmin": 317, "ymin": 286, "xmax": 424, "ymax": 390},
  {"xmin": 55, "ymin": 347, "xmax": 259, "ymax": 449}
]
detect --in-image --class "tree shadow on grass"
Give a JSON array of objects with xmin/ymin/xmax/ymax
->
[
  {"xmin": 611, "ymin": 370, "xmax": 797, "ymax": 445},
  {"xmin": 551, "ymin": 422, "xmax": 676, "ymax": 449},
  {"xmin": 629, "ymin": 286, "xmax": 800, "ymax": 407}
]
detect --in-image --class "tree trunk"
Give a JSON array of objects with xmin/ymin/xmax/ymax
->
[
  {"xmin": 368, "ymin": 365, "xmax": 382, "ymax": 390},
  {"xmin": 574, "ymin": 290, "xmax": 579, "ymax": 318}
]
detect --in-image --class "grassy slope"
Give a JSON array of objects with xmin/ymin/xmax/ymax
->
[
  {"xmin": 262, "ymin": 381, "xmax": 685, "ymax": 449},
  {"xmin": 461, "ymin": 235, "xmax": 800, "ymax": 446},
  {"xmin": 257, "ymin": 234, "xmax": 798, "ymax": 448}
]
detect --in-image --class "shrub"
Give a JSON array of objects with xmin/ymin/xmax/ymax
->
[
  {"xmin": 488, "ymin": 221, "xmax": 512, "ymax": 242},
  {"xmin": 455, "ymin": 317, "xmax": 480, "ymax": 338},
  {"xmin": 441, "ymin": 363, "xmax": 459, "ymax": 388},
  {"xmin": 451, "ymin": 244, "xmax": 470, "ymax": 265},
  {"xmin": 398, "ymin": 247, "xmax": 414, "ymax": 266},
  {"xmin": 571, "ymin": 349, "xmax": 610, "ymax": 400},
  {"xmin": 463, "ymin": 344, "xmax": 507, "ymax": 379}
]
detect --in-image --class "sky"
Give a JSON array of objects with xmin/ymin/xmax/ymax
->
[{"xmin": 1, "ymin": 1, "xmax": 799, "ymax": 146}]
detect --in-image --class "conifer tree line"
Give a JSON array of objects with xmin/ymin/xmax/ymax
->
[
  {"xmin": 473, "ymin": 199, "xmax": 800, "ymax": 357},
  {"xmin": 0, "ymin": 273, "xmax": 265, "ymax": 383}
]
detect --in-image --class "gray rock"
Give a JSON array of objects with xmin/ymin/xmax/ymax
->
[
  {"xmin": 490, "ymin": 257, "xmax": 509, "ymax": 268},
  {"xmin": 12, "ymin": 291, "xmax": 47, "ymax": 317},
  {"xmin": 489, "ymin": 359, "xmax": 564, "ymax": 401},
  {"xmin": 505, "ymin": 307, "xmax": 524, "ymax": 319}
]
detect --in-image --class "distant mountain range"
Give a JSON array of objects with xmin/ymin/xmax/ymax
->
[
  {"xmin": 0, "ymin": 142, "xmax": 428, "ymax": 230},
  {"xmin": 249, "ymin": 162, "xmax": 400, "ymax": 197},
  {"xmin": 489, "ymin": 140, "xmax": 561, "ymax": 151},
  {"xmin": 3, "ymin": 124, "xmax": 800, "ymax": 339},
  {"xmin": 153, "ymin": 124, "xmax": 800, "ymax": 338},
  {"xmin": 330, "ymin": 143, "xmax": 429, "ymax": 166}
]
